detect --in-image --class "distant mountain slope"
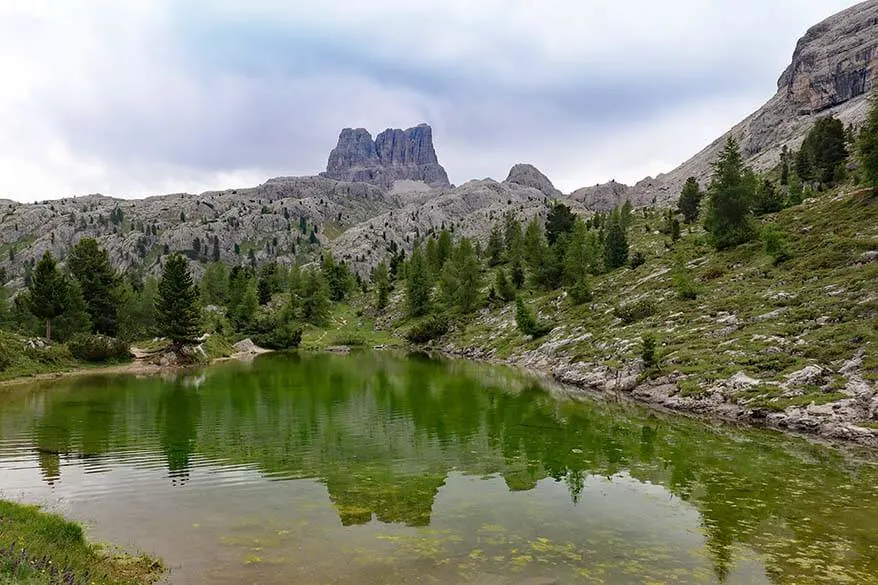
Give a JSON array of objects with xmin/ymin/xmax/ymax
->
[
  {"xmin": 571, "ymin": 0, "xmax": 878, "ymax": 210},
  {"xmin": 329, "ymin": 164, "xmax": 574, "ymax": 275}
]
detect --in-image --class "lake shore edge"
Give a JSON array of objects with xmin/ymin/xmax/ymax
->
[
  {"xmin": 0, "ymin": 499, "xmax": 162, "ymax": 584},
  {"xmin": 437, "ymin": 344, "xmax": 878, "ymax": 449}
]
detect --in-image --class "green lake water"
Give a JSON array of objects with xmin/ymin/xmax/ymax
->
[{"xmin": 0, "ymin": 351, "xmax": 876, "ymax": 584}]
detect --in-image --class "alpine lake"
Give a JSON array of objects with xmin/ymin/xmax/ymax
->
[{"xmin": 1, "ymin": 351, "xmax": 876, "ymax": 585}]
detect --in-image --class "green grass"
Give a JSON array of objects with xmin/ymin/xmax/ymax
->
[
  {"xmin": 300, "ymin": 302, "xmax": 403, "ymax": 350},
  {"xmin": 202, "ymin": 334, "xmax": 236, "ymax": 360},
  {"xmin": 0, "ymin": 331, "xmax": 79, "ymax": 382},
  {"xmin": 0, "ymin": 500, "xmax": 161, "ymax": 584}
]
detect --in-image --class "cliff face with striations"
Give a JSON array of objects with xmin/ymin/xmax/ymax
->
[
  {"xmin": 322, "ymin": 124, "xmax": 451, "ymax": 189},
  {"xmin": 572, "ymin": 0, "xmax": 878, "ymax": 211}
]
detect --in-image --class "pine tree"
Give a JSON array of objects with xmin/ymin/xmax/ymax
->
[
  {"xmin": 798, "ymin": 116, "xmax": 848, "ymax": 186},
  {"xmin": 28, "ymin": 252, "xmax": 70, "ymax": 340},
  {"xmin": 677, "ymin": 177, "xmax": 702, "ymax": 224},
  {"xmin": 67, "ymin": 238, "xmax": 119, "ymax": 336},
  {"xmin": 603, "ymin": 211, "xmax": 629, "ymax": 270},
  {"xmin": 545, "ymin": 203, "xmax": 575, "ymax": 245},
  {"xmin": 155, "ymin": 254, "xmax": 201, "ymax": 346},
  {"xmin": 371, "ymin": 261, "xmax": 390, "ymax": 311},
  {"xmin": 858, "ymin": 91, "xmax": 878, "ymax": 190},
  {"xmin": 299, "ymin": 268, "xmax": 331, "ymax": 326},
  {"xmin": 704, "ymin": 137, "xmax": 756, "ymax": 250},
  {"xmin": 406, "ymin": 245, "xmax": 433, "ymax": 318},
  {"xmin": 486, "ymin": 225, "xmax": 504, "ymax": 266}
]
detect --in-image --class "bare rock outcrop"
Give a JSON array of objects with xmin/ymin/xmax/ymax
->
[
  {"xmin": 322, "ymin": 124, "xmax": 451, "ymax": 189},
  {"xmin": 571, "ymin": 0, "xmax": 878, "ymax": 210},
  {"xmin": 504, "ymin": 164, "xmax": 562, "ymax": 198}
]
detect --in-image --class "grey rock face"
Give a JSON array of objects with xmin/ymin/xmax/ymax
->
[
  {"xmin": 323, "ymin": 124, "xmax": 451, "ymax": 189},
  {"xmin": 571, "ymin": 0, "xmax": 878, "ymax": 210},
  {"xmin": 503, "ymin": 164, "xmax": 562, "ymax": 198}
]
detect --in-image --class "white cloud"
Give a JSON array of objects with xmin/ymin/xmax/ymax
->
[{"xmin": 0, "ymin": 0, "xmax": 863, "ymax": 201}]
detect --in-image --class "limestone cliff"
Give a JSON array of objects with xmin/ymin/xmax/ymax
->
[
  {"xmin": 572, "ymin": 0, "xmax": 878, "ymax": 211},
  {"xmin": 322, "ymin": 124, "xmax": 451, "ymax": 189}
]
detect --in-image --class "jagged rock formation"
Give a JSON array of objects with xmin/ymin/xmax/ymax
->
[
  {"xmin": 504, "ymin": 164, "xmax": 563, "ymax": 198},
  {"xmin": 322, "ymin": 124, "xmax": 451, "ymax": 189},
  {"xmin": 572, "ymin": 0, "xmax": 878, "ymax": 210},
  {"xmin": 329, "ymin": 165, "xmax": 583, "ymax": 276}
]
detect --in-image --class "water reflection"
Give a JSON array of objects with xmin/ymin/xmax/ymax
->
[{"xmin": 0, "ymin": 351, "xmax": 876, "ymax": 584}]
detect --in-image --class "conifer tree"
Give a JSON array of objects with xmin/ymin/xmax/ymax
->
[
  {"xmin": 752, "ymin": 178, "xmax": 784, "ymax": 215},
  {"xmin": 704, "ymin": 137, "xmax": 756, "ymax": 250},
  {"xmin": 486, "ymin": 225, "xmax": 504, "ymax": 266},
  {"xmin": 439, "ymin": 238, "xmax": 482, "ymax": 314},
  {"xmin": 28, "ymin": 252, "xmax": 71, "ymax": 340},
  {"xmin": 67, "ymin": 237, "xmax": 119, "ymax": 336},
  {"xmin": 545, "ymin": 203, "xmax": 575, "ymax": 245},
  {"xmin": 155, "ymin": 254, "xmax": 201, "ymax": 346},
  {"xmin": 435, "ymin": 230, "xmax": 453, "ymax": 273},
  {"xmin": 677, "ymin": 177, "xmax": 702, "ymax": 224},
  {"xmin": 52, "ymin": 280, "xmax": 91, "ymax": 341},
  {"xmin": 563, "ymin": 218, "xmax": 597, "ymax": 303},
  {"xmin": 858, "ymin": 92, "xmax": 878, "ymax": 190},
  {"xmin": 257, "ymin": 276, "xmax": 272, "ymax": 306},
  {"xmin": 321, "ymin": 252, "xmax": 353, "ymax": 302},
  {"xmin": 503, "ymin": 214, "xmax": 523, "ymax": 260},
  {"xmin": 494, "ymin": 268, "xmax": 515, "ymax": 302},
  {"xmin": 406, "ymin": 245, "xmax": 433, "ymax": 318},
  {"xmin": 299, "ymin": 268, "xmax": 331, "ymax": 326},
  {"xmin": 371, "ymin": 261, "xmax": 391, "ymax": 311},
  {"xmin": 603, "ymin": 211, "xmax": 629, "ymax": 270},
  {"xmin": 200, "ymin": 262, "xmax": 229, "ymax": 306}
]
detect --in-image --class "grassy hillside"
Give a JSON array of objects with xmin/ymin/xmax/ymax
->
[{"xmin": 377, "ymin": 186, "xmax": 876, "ymax": 423}]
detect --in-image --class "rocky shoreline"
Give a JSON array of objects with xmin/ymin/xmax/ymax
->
[{"xmin": 440, "ymin": 343, "xmax": 878, "ymax": 448}]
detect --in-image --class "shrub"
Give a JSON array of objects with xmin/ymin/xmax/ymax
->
[
  {"xmin": 515, "ymin": 296, "xmax": 553, "ymax": 338},
  {"xmin": 253, "ymin": 323, "xmax": 302, "ymax": 350},
  {"xmin": 67, "ymin": 334, "xmax": 130, "ymax": 362},
  {"xmin": 629, "ymin": 251, "xmax": 646, "ymax": 269},
  {"xmin": 641, "ymin": 332, "xmax": 658, "ymax": 369},
  {"xmin": 567, "ymin": 279, "xmax": 592, "ymax": 305},
  {"xmin": 613, "ymin": 299, "xmax": 656, "ymax": 324},
  {"xmin": 762, "ymin": 225, "xmax": 791, "ymax": 265},
  {"xmin": 405, "ymin": 315, "xmax": 450, "ymax": 344}
]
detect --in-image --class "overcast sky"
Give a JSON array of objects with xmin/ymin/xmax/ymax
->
[{"xmin": 0, "ymin": 0, "xmax": 863, "ymax": 202}]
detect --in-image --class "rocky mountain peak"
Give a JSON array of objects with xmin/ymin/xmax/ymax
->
[
  {"xmin": 503, "ymin": 164, "xmax": 562, "ymax": 198},
  {"xmin": 322, "ymin": 124, "xmax": 451, "ymax": 189},
  {"xmin": 778, "ymin": 0, "xmax": 878, "ymax": 115},
  {"xmin": 571, "ymin": 0, "xmax": 878, "ymax": 211}
]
